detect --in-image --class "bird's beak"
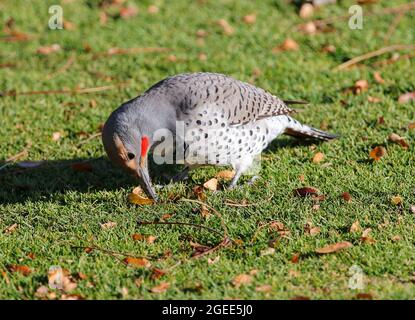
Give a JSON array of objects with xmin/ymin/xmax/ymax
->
[{"xmin": 137, "ymin": 156, "xmax": 158, "ymax": 202}]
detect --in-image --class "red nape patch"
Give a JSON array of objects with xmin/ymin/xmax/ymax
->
[{"xmin": 141, "ymin": 136, "xmax": 150, "ymax": 157}]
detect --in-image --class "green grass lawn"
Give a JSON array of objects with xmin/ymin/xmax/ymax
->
[{"xmin": 1, "ymin": 0, "xmax": 415, "ymax": 299}]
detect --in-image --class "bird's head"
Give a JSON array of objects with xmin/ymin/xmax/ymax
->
[{"xmin": 102, "ymin": 110, "xmax": 158, "ymax": 202}]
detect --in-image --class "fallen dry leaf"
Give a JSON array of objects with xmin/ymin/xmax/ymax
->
[
  {"xmin": 356, "ymin": 292, "xmax": 373, "ymax": 300},
  {"xmin": 124, "ymin": 257, "xmax": 151, "ymax": 268},
  {"xmin": 203, "ymin": 178, "xmax": 218, "ymax": 191},
  {"xmin": 151, "ymin": 282, "xmax": 170, "ymax": 293},
  {"xmin": 217, "ymin": 19, "xmax": 234, "ymax": 35},
  {"xmin": 408, "ymin": 123, "xmax": 415, "ymax": 130},
  {"xmin": 309, "ymin": 227, "xmax": 321, "ymax": 236},
  {"xmin": 299, "ymin": 3, "xmax": 314, "ymax": 19},
  {"xmin": 350, "ymin": 220, "xmax": 361, "ymax": 233},
  {"xmin": 208, "ymin": 256, "xmax": 220, "ymax": 265},
  {"xmin": 291, "ymin": 253, "xmax": 300, "ymax": 263},
  {"xmin": 255, "ymin": 284, "xmax": 272, "ymax": 293},
  {"xmin": 215, "ymin": 170, "xmax": 235, "ymax": 180},
  {"xmin": 411, "ymin": 205, "xmax": 415, "ymax": 213},
  {"xmin": 388, "ymin": 133, "xmax": 409, "ymax": 149},
  {"xmin": 294, "ymin": 187, "xmax": 320, "ymax": 197},
  {"xmin": 35, "ymin": 285, "xmax": 49, "ymax": 299},
  {"xmin": 146, "ymin": 235, "xmax": 157, "ymax": 244},
  {"xmin": 100, "ymin": 221, "xmax": 117, "ymax": 230},
  {"xmin": 391, "ymin": 195, "xmax": 403, "ymax": 205},
  {"xmin": 321, "ymin": 44, "xmax": 336, "ymax": 53},
  {"xmin": 232, "ymin": 274, "xmax": 252, "ymax": 288},
  {"xmin": 361, "ymin": 228, "xmax": 376, "ymax": 244},
  {"xmin": 128, "ymin": 187, "xmax": 154, "ymax": 205},
  {"xmin": 8, "ymin": 264, "xmax": 31, "ymax": 276},
  {"xmin": 272, "ymin": 38, "xmax": 299, "ymax": 53},
  {"xmin": 342, "ymin": 192, "xmax": 352, "ymax": 203},
  {"xmin": 60, "ymin": 294, "xmax": 84, "ymax": 300},
  {"xmin": 48, "ymin": 267, "xmax": 77, "ymax": 292},
  {"xmin": 150, "ymin": 268, "xmax": 166, "ymax": 280},
  {"xmin": 398, "ymin": 92, "xmax": 415, "ymax": 104},
  {"xmin": 260, "ymin": 247, "xmax": 275, "ymax": 256},
  {"xmin": 367, "ymin": 96, "xmax": 382, "ymax": 103},
  {"xmin": 353, "ymin": 79, "xmax": 369, "ymax": 94},
  {"xmin": 52, "ymin": 131, "xmax": 62, "ymax": 141},
  {"xmin": 291, "ymin": 295, "xmax": 310, "ymax": 300},
  {"xmin": 299, "ymin": 21, "xmax": 317, "ymax": 35},
  {"xmin": 312, "ymin": 152, "xmax": 325, "ymax": 163},
  {"xmin": 373, "ymin": 71, "xmax": 385, "ymax": 84},
  {"xmin": 243, "ymin": 14, "xmax": 256, "ymax": 25},
  {"xmin": 119, "ymin": 6, "xmax": 139, "ymax": 19},
  {"xmin": 190, "ymin": 241, "xmax": 211, "ymax": 257},
  {"xmin": 4, "ymin": 223, "xmax": 18, "ymax": 234},
  {"xmin": 192, "ymin": 185, "xmax": 206, "ymax": 202},
  {"xmin": 63, "ymin": 20, "xmax": 75, "ymax": 30},
  {"xmin": 37, "ymin": 44, "xmax": 61, "ymax": 55},
  {"xmin": 147, "ymin": 5, "xmax": 159, "ymax": 14},
  {"xmin": 391, "ymin": 235, "xmax": 401, "ymax": 242},
  {"xmin": 315, "ymin": 241, "xmax": 353, "ymax": 254},
  {"xmin": 369, "ymin": 146, "xmax": 386, "ymax": 161}
]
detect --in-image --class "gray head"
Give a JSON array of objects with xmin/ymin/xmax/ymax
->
[{"xmin": 102, "ymin": 102, "xmax": 158, "ymax": 201}]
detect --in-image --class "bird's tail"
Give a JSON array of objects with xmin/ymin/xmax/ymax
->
[{"xmin": 283, "ymin": 116, "xmax": 338, "ymax": 142}]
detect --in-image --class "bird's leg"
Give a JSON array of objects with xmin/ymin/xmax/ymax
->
[
  {"xmin": 228, "ymin": 170, "xmax": 243, "ymax": 189},
  {"xmin": 170, "ymin": 166, "xmax": 190, "ymax": 182}
]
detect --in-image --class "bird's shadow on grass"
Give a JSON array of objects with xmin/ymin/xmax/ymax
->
[
  {"xmin": 0, "ymin": 157, "xmax": 138, "ymax": 205},
  {"xmin": 0, "ymin": 137, "xmax": 322, "ymax": 205}
]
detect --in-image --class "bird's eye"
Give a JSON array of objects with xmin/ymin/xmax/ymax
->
[{"xmin": 127, "ymin": 153, "xmax": 135, "ymax": 160}]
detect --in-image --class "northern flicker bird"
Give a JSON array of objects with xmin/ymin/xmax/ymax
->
[{"xmin": 102, "ymin": 72, "xmax": 337, "ymax": 201}]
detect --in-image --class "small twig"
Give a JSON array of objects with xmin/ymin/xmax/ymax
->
[
  {"xmin": 224, "ymin": 194, "xmax": 273, "ymax": 207},
  {"xmin": 45, "ymin": 54, "xmax": 76, "ymax": 80},
  {"xmin": 334, "ymin": 44, "xmax": 415, "ymax": 71},
  {"xmin": 92, "ymin": 47, "xmax": 170, "ymax": 59},
  {"xmin": 249, "ymin": 220, "xmax": 278, "ymax": 245},
  {"xmin": 138, "ymin": 220, "xmax": 224, "ymax": 239},
  {"xmin": 76, "ymin": 132, "xmax": 102, "ymax": 147},
  {"xmin": 1, "ymin": 82, "xmax": 130, "ymax": 97}
]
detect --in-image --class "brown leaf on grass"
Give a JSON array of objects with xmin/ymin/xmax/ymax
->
[
  {"xmin": 63, "ymin": 20, "xmax": 75, "ymax": 30},
  {"xmin": 35, "ymin": 285, "xmax": 49, "ymax": 299},
  {"xmin": 391, "ymin": 195, "xmax": 403, "ymax": 205},
  {"xmin": 208, "ymin": 256, "xmax": 220, "ymax": 265},
  {"xmin": 356, "ymin": 292, "xmax": 373, "ymax": 300},
  {"xmin": 260, "ymin": 247, "xmax": 275, "ymax": 256},
  {"xmin": 124, "ymin": 257, "xmax": 151, "ymax": 268},
  {"xmin": 367, "ymin": 96, "xmax": 382, "ymax": 103},
  {"xmin": 77, "ymin": 272, "xmax": 88, "ymax": 280},
  {"xmin": 52, "ymin": 131, "xmax": 62, "ymax": 141},
  {"xmin": 255, "ymin": 284, "xmax": 272, "ymax": 293},
  {"xmin": 299, "ymin": 21, "xmax": 317, "ymax": 35},
  {"xmin": 215, "ymin": 170, "xmax": 235, "ymax": 180},
  {"xmin": 353, "ymin": 79, "xmax": 369, "ymax": 94},
  {"xmin": 190, "ymin": 241, "xmax": 212, "ymax": 257},
  {"xmin": 377, "ymin": 116, "xmax": 385, "ymax": 125},
  {"xmin": 291, "ymin": 295, "xmax": 310, "ymax": 300},
  {"xmin": 60, "ymin": 294, "xmax": 84, "ymax": 300},
  {"xmin": 8, "ymin": 264, "xmax": 31, "ymax": 276},
  {"xmin": 272, "ymin": 38, "xmax": 299, "ymax": 53},
  {"xmin": 299, "ymin": 3, "xmax": 314, "ymax": 19},
  {"xmin": 350, "ymin": 220, "xmax": 361, "ymax": 233},
  {"xmin": 132, "ymin": 233, "xmax": 156, "ymax": 244},
  {"xmin": 37, "ymin": 44, "xmax": 61, "ymax": 55},
  {"xmin": 369, "ymin": 146, "xmax": 386, "ymax": 161},
  {"xmin": 99, "ymin": 11, "xmax": 108, "ymax": 25},
  {"xmin": 373, "ymin": 71, "xmax": 385, "ymax": 84},
  {"xmin": 391, "ymin": 235, "xmax": 401, "ymax": 242},
  {"xmin": 341, "ymin": 192, "xmax": 352, "ymax": 203},
  {"xmin": 243, "ymin": 14, "xmax": 256, "ymax": 25},
  {"xmin": 100, "ymin": 221, "xmax": 117, "ymax": 230},
  {"xmin": 150, "ymin": 268, "xmax": 166, "ymax": 280},
  {"xmin": 119, "ymin": 6, "xmax": 138, "ymax": 19},
  {"xmin": 309, "ymin": 227, "xmax": 321, "ymax": 236},
  {"xmin": 217, "ymin": 19, "xmax": 234, "ymax": 35},
  {"xmin": 361, "ymin": 228, "xmax": 376, "ymax": 244},
  {"xmin": 4, "ymin": 223, "xmax": 18, "ymax": 234},
  {"xmin": 151, "ymin": 282, "xmax": 170, "ymax": 293},
  {"xmin": 146, "ymin": 235, "xmax": 157, "ymax": 244},
  {"xmin": 1, "ymin": 271, "xmax": 10, "ymax": 284},
  {"xmin": 48, "ymin": 268, "xmax": 77, "ymax": 292},
  {"xmin": 192, "ymin": 185, "xmax": 206, "ymax": 202},
  {"xmin": 312, "ymin": 152, "xmax": 325, "ymax": 163},
  {"xmin": 128, "ymin": 186, "xmax": 154, "ymax": 205},
  {"xmin": 321, "ymin": 44, "xmax": 336, "ymax": 53},
  {"xmin": 232, "ymin": 274, "xmax": 252, "ymax": 288},
  {"xmin": 200, "ymin": 205, "xmax": 211, "ymax": 218},
  {"xmin": 203, "ymin": 178, "xmax": 218, "ymax": 191},
  {"xmin": 398, "ymin": 92, "xmax": 415, "ymax": 104},
  {"xmin": 71, "ymin": 162, "xmax": 93, "ymax": 172},
  {"xmin": 161, "ymin": 214, "xmax": 172, "ymax": 220},
  {"xmin": 410, "ymin": 205, "xmax": 415, "ymax": 214},
  {"xmin": 147, "ymin": 5, "xmax": 159, "ymax": 14},
  {"xmin": 27, "ymin": 252, "xmax": 36, "ymax": 260},
  {"xmin": 315, "ymin": 241, "xmax": 353, "ymax": 254},
  {"xmin": 304, "ymin": 222, "xmax": 320, "ymax": 236},
  {"xmin": 294, "ymin": 187, "xmax": 320, "ymax": 197},
  {"xmin": 388, "ymin": 133, "xmax": 409, "ymax": 149},
  {"xmin": 408, "ymin": 123, "xmax": 415, "ymax": 130},
  {"xmin": 291, "ymin": 253, "xmax": 300, "ymax": 263}
]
